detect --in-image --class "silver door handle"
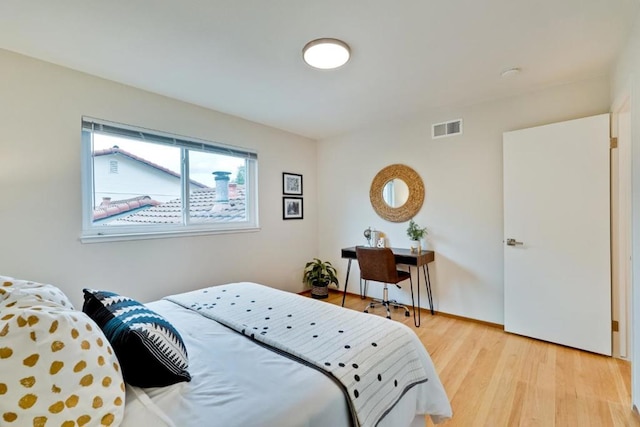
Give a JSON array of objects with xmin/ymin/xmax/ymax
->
[{"xmin": 506, "ymin": 238, "xmax": 523, "ymax": 246}]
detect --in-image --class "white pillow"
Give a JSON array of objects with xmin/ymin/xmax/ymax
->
[
  {"xmin": 0, "ymin": 301, "xmax": 125, "ymax": 425},
  {"xmin": 0, "ymin": 276, "xmax": 75, "ymax": 310}
]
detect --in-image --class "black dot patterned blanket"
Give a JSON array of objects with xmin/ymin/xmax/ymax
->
[{"xmin": 165, "ymin": 282, "xmax": 450, "ymax": 427}]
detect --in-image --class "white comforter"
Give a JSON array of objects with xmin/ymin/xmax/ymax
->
[{"xmin": 121, "ymin": 283, "xmax": 451, "ymax": 427}]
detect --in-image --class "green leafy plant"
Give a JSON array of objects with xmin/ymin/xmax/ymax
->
[
  {"xmin": 406, "ymin": 219, "xmax": 428, "ymax": 241},
  {"xmin": 302, "ymin": 258, "xmax": 339, "ymax": 288}
]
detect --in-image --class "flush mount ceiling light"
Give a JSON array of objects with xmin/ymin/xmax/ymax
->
[{"xmin": 302, "ymin": 38, "xmax": 351, "ymax": 70}]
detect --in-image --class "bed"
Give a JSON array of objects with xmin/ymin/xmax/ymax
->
[{"xmin": 0, "ymin": 277, "xmax": 451, "ymax": 427}]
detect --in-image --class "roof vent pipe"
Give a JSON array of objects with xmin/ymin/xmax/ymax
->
[{"xmin": 212, "ymin": 171, "xmax": 231, "ymax": 203}]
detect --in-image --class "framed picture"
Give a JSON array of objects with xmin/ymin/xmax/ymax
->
[
  {"xmin": 283, "ymin": 197, "xmax": 303, "ymax": 220},
  {"xmin": 283, "ymin": 172, "xmax": 303, "ymax": 195}
]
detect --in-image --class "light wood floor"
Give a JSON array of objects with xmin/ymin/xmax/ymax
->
[{"xmin": 324, "ymin": 290, "xmax": 639, "ymax": 427}]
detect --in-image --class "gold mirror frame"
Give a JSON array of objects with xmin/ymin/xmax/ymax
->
[{"xmin": 370, "ymin": 164, "xmax": 424, "ymax": 222}]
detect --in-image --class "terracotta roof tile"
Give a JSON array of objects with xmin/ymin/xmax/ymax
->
[
  {"xmin": 104, "ymin": 185, "xmax": 246, "ymax": 225},
  {"xmin": 93, "ymin": 195, "xmax": 161, "ymax": 220}
]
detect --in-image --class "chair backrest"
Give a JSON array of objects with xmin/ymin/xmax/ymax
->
[{"xmin": 355, "ymin": 246, "xmax": 400, "ymax": 283}]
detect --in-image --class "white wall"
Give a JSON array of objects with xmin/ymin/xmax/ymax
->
[
  {"xmin": 317, "ymin": 77, "xmax": 610, "ymax": 325},
  {"xmin": 612, "ymin": 11, "xmax": 640, "ymax": 410},
  {"xmin": 0, "ymin": 49, "xmax": 317, "ymax": 308},
  {"xmin": 0, "ymin": 45, "xmax": 619, "ymax": 330}
]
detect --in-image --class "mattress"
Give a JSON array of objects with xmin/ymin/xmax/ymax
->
[{"xmin": 120, "ymin": 285, "xmax": 451, "ymax": 427}]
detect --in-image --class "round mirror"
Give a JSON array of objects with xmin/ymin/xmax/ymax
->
[
  {"xmin": 370, "ymin": 164, "xmax": 424, "ymax": 222},
  {"xmin": 382, "ymin": 178, "xmax": 410, "ymax": 208}
]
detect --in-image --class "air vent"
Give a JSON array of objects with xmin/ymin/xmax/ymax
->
[{"xmin": 432, "ymin": 119, "xmax": 463, "ymax": 139}]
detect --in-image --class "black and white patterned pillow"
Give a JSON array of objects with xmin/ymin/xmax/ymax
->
[{"xmin": 82, "ymin": 289, "xmax": 191, "ymax": 387}]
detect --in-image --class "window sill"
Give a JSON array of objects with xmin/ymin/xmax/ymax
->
[{"xmin": 80, "ymin": 226, "xmax": 261, "ymax": 244}]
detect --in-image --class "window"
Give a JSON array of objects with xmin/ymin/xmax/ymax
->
[{"xmin": 81, "ymin": 117, "xmax": 258, "ymax": 242}]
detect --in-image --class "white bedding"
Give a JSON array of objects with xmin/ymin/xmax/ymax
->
[{"xmin": 121, "ymin": 283, "xmax": 451, "ymax": 427}]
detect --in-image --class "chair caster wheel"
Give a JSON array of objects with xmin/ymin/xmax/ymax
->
[
  {"xmin": 405, "ymin": 311, "xmax": 410, "ymax": 317},
  {"xmin": 386, "ymin": 316, "xmax": 391, "ymax": 319},
  {"xmin": 364, "ymin": 310, "xmax": 368, "ymax": 313}
]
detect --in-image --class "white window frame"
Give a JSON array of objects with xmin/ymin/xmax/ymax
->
[{"xmin": 80, "ymin": 117, "xmax": 259, "ymax": 243}]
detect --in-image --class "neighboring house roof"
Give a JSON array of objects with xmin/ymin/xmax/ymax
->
[
  {"xmin": 93, "ymin": 195, "xmax": 161, "ymax": 221},
  {"xmin": 102, "ymin": 185, "xmax": 245, "ymax": 224},
  {"xmin": 94, "ymin": 146, "xmax": 208, "ymax": 189}
]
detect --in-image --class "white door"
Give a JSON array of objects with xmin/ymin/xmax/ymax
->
[{"xmin": 503, "ymin": 114, "xmax": 611, "ymax": 356}]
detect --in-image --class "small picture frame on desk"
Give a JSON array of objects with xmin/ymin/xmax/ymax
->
[
  {"xmin": 283, "ymin": 172, "xmax": 303, "ymax": 195},
  {"xmin": 283, "ymin": 197, "xmax": 303, "ymax": 220}
]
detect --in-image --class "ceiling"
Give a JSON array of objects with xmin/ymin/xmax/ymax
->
[{"xmin": 0, "ymin": 0, "xmax": 637, "ymax": 140}]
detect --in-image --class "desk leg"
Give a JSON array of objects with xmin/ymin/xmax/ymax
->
[
  {"xmin": 413, "ymin": 266, "xmax": 421, "ymax": 327},
  {"xmin": 423, "ymin": 265, "xmax": 434, "ymax": 315},
  {"xmin": 410, "ymin": 269, "xmax": 420, "ymax": 328},
  {"xmin": 341, "ymin": 259, "xmax": 352, "ymax": 307}
]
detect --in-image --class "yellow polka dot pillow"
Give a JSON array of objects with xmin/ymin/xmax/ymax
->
[
  {"xmin": 0, "ymin": 296, "xmax": 125, "ymax": 425},
  {"xmin": 0, "ymin": 276, "xmax": 75, "ymax": 310}
]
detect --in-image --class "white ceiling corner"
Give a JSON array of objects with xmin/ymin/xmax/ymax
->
[{"xmin": 0, "ymin": 0, "xmax": 637, "ymax": 140}]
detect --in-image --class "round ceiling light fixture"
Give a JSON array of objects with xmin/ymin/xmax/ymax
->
[{"xmin": 302, "ymin": 38, "xmax": 351, "ymax": 70}]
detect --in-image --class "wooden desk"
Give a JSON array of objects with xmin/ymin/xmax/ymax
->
[{"xmin": 341, "ymin": 246, "xmax": 435, "ymax": 327}]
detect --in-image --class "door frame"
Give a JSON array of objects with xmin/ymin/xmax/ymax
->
[{"xmin": 611, "ymin": 96, "xmax": 633, "ymax": 359}]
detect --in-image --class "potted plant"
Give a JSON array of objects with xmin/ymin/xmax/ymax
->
[
  {"xmin": 303, "ymin": 258, "xmax": 339, "ymax": 299},
  {"xmin": 406, "ymin": 219, "xmax": 428, "ymax": 253}
]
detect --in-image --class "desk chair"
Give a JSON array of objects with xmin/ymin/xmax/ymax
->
[{"xmin": 355, "ymin": 246, "xmax": 413, "ymax": 320}]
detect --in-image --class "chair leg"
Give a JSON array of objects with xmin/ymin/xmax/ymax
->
[
  {"xmin": 385, "ymin": 283, "xmax": 411, "ymax": 318},
  {"xmin": 363, "ymin": 298, "xmax": 382, "ymax": 313},
  {"xmin": 382, "ymin": 284, "xmax": 392, "ymax": 319},
  {"xmin": 389, "ymin": 300, "xmax": 411, "ymax": 317},
  {"xmin": 363, "ymin": 283, "xmax": 410, "ymax": 320}
]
